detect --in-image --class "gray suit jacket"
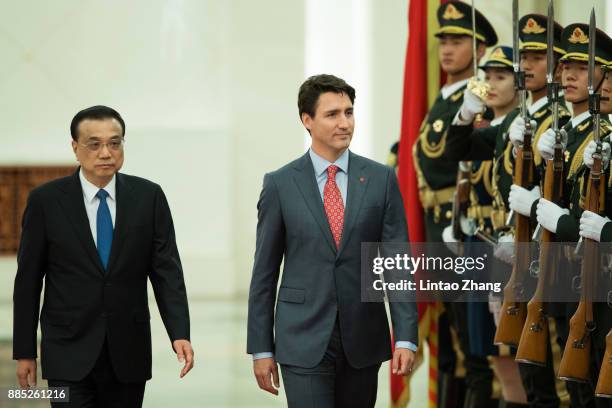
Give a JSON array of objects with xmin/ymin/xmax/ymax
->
[{"xmin": 247, "ymin": 151, "xmax": 418, "ymax": 369}]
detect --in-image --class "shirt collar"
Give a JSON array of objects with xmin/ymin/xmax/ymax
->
[
  {"xmin": 529, "ymin": 95, "xmax": 549, "ymax": 116},
  {"xmin": 490, "ymin": 114, "xmax": 507, "ymax": 127},
  {"xmin": 441, "ymin": 79, "xmax": 469, "ymax": 100},
  {"xmin": 309, "ymin": 148, "xmax": 350, "ymax": 177},
  {"xmin": 79, "ymin": 168, "xmax": 116, "ymax": 203},
  {"xmin": 571, "ymin": 111, "xmax": 591, "ymax": 128}
]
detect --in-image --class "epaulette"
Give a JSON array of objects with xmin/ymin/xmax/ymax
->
[
  {"xmin": 450, "ymin": 90, "xmax": 464, "ymax": 102},
  {"xmin": 559, "ymin": 107, "xmax": 571, "ymax": 118},
  {"xmin": 533, "ymin": 108, "xmax": 547, "ymax": 119},
  {"xmin": 577, "ymin": 120, "xmax": 591, "ymax": 133}
]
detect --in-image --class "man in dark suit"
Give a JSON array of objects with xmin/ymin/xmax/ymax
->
[
  {"xmin": 247, "ymin": 74, "xmax": 418, "ymax": 407},
  {"xmin": 13, "ymin": 105, "xmax": 193, "ymax": 407}
]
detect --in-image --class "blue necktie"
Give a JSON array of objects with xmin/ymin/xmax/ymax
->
[{"xmin": 96, "ymin": 189, "xmax": 113, "ymax": 270}]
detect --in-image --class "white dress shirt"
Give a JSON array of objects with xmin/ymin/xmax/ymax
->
[
  {"xmin": 570, "ymin": 110, "xmax": 591, "ymax": 129},
  {"xmin": 441, "ymin": 78, "xmax": 470, "ymax": 100},
  {"xmin": 79, "ymin": 169, "xmax": 116, "ymax": 247}
]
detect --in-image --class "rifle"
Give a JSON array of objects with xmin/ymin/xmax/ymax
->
[
  {"xmin": 595, "ymin": 328, "xmax": 612, "ymax": 397},
  {"xmin": 494, "ymin": 0, "xmax": 534, "ymax": 346},
  {"xmin": 558, "ymin": 9, "xmax": 601, "ymax": 382},
  {"xmin": 515, "ymin": 0, "xmax": 565, "ymax": 365},
  {"xmin": 452, "ymin": 162, "xmax": 472, "ymax": 242}
]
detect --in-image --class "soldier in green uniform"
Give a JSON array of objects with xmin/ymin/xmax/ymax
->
[
  {"xmin": 579, "ymin": 85, "xmax": 612, "ymax": 408},
  {"xmin": 413, "ymin": 2, "xmax": 498, "ymax": 406},
  {"xmin": 444, "ymin": 14, "xmax": 571, "ymax": 407},
  {"xmin": 579, "ymin": 64, "xmax": 612, "ymax": 241},
  {"xmin": 535, "ymin": 24, "xmax": 612, "ymax": 408},
  {"xmin": 443, "ymin": 45, "xmax": 528, "ymax": 407},
  {"xmin": 579, "ymin": 59, "xmax": 612, "ymax": 405},
  {"xmin": 505, "ymin": 14, "xmax": 574, "ymax": 408}
]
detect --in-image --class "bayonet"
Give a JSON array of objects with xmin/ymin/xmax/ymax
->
[
  {"xmin": 512, "ymin": 0, "xmax": 520, "ymax": 76},
  {"xmin": 576, "ymin": 8, "xmax": 600, "ymax": 255},
  {"xmin": 507, "ymin": 0, "xmax": 532, "ymax": 226},
  {"xmin": 588, "ymin": 7, "xmax": 600, "ymax": 145},
  {"xmin": 547, "ymin": 0, "xmax": 559, "ymax": 132},
  {"xmin": 472, "ymin": 0, "xmax": 478, "ymax": 76},
  {"xmin": 534, "ymin": 0, "xmax": 565, "ymax": 240}
]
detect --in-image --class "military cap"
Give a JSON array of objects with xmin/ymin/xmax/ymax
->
[
  {"xmin": 519, "ymin": 14, "xmax": 565, "ymax": 55},
  {"xmin": 479, "ymin": 46, "xmax": 513, "ymax": 70},
  {"xmin": 560, "ymin": 23, "xmax": 612, "ymax": 65},
  {"xmin": 434, "ymin": 1, "xmax": 498, "ymax": 47}
]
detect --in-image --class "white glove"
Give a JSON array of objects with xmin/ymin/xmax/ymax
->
[
  {"xmin": 494, "ymin": 233, "xmax": 514, "ymax": 265},
  {"xmin": 582, "ymin": 140, "xmax": 611, "ymax": 170},
  {"xmin": 536, "ymin": 198, "xmax": 569, "ymax": 233},
  {"xmin": 509, "ymin": 116, "xmax": 526, "ymax": 149},
  {"xmin": 579, "ymin": 210, "xmax": 611, "ymax": 242},
  {"xmin": 537, "ymin": 128, "xmax": 565, "ymax": 161},
  {"xmin": 508, "ymin": 184, "xmax": 541, "ymax": 217},
  {"xmin": 488, "ymin": 292, "xmax": 502, "ymax": 326},
  {"xmin": 458, "ymin": 87, "xmax": 485, "ymax": 123},
  {"xmin": 442, "ymin": 225, "xmax": 460, "ymax": 255},
  {"xmin": 442, "ymin": 225, "xmax": 457, "ymax": 243}
]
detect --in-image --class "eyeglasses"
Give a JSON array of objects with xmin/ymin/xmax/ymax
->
[{"xmin": 80, "ymin": 138, "xmax": 125, "ymax": 152}]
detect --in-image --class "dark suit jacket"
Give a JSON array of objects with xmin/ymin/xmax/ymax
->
[
  {"xmin": 13, "ymin": 170, "xmax": 190, "ymax": 382},
  {"xmin": 247, "ymin": 151, "xmax": 418, "ymax": 369}
]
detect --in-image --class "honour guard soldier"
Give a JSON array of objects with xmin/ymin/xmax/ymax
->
[
  {"xmin": 535, "ymin": 23, "xmax": 612, "ymax": 408},
  {"xmin": 444, "ymin": 45, "xmax": 529, "ymax": 407},
  {"xmin": 579, "ymin": 57, "xmax": 612, "ymax": 403},
  {"xmin": 506, "ymin": 13, "xmax": 572, "ymax": 408},
  {"xmin": 413, "ymin": 1, "xmax": 497, "ymax": 406}
]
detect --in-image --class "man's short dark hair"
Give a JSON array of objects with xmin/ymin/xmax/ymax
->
[
  {"xmin": 298, "ymin": 74, "xmax": 356, "ymax": 118},
  {"xmin": 70, "ymin": 105, "xmax": 125, "ymax": 141}
]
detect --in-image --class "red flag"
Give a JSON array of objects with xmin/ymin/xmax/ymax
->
[{"xmin": 392, "ymin": 0, "xmax": 447, "ymax": 407}]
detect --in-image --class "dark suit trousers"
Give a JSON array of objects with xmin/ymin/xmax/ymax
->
[
  {"xmin": 48, "ymin": 340, "xmax": 145, "ymax": 408},
  {"xmin": 280, "ymin": 318, "xmax": 381, "ymax": 408}
]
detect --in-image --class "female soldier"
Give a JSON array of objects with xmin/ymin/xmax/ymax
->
[{"xmin": 443, "ymin": 45, "xmax": 527, "ymax": 408}]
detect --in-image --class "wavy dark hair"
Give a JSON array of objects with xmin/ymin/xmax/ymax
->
[{"xmin": 298, "ymin": 74, "xmax": 355, "ymax": 119}]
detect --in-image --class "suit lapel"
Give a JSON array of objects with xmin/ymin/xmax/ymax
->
[
  {"xmin": 58, "ymin": 171, "xmax": 105, "ymax": 276},
  {"xmin": 337, "ymin": 152, "xmax": 369, "ymax": 257},
  {"xmin": 293, "ymin": 153, "xmax": 337, "ymax": 253},
  {"xmin": 106, "ymin": 173, "xmax": 132, "ymax": 274}
]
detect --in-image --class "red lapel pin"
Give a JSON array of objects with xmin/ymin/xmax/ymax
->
[{"xmin": 359, "ymin": 176, "xmax": 365, "ymax": 183}]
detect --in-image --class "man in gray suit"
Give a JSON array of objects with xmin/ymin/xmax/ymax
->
[{"xmin": 246, "ymin": 74, "xmax": 418, "ymax": 407}]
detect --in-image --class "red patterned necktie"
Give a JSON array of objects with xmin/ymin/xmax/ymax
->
[{"xmin": 323, "ymin": 165, "xmax": 345, "ymax": 248}]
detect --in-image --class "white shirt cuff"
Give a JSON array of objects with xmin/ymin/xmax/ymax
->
[
  {"xmin": 452, "ymin": 110, "xmax": 472, "ymax": 126},
  {"xmin": 252, "ymin": 352, "xmax": 274, "ymax": 360},
  {"xmin": 395, "ymin": 341, "xmax": 418, "ymax": 352}
]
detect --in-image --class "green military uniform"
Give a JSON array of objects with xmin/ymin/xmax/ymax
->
[
  {"xmin": 446, "ymin": 103, "xmax": 570, "ymax": 236},
  {"xmin": 414, "ymin": 85, "xmax": 470, "ymax": 241},
  {"xmin": 507, "ymin": 15, "xmax": 578, "ymax": 408},
  {"xmin": 446, "ymin": 15, "xmax": 573, "ymax": 407},
  {"xmin": 551, "ymin": 22, "xmax": 612, "ymax": 241},
  {"xmin": 467, "ymin": 46, "xmax": 514, "ymax": 238},
  {"xmin": 414, "ymin": 3, "xmax": 499, "ymax": 407},
  {"xmin": 413, "ymin": 0, "xmax": 497, "ymax": 243},
  {"xmin": 555, "ymin": 117, "xmax": 612, "ymax": 241},
  {"xmin": 596, "ymin": 64, "xmax": 612, "ymax": 243},
  {"xmin": 540, "ymin": 23, "xmax": 612, "ymax": 408}
]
